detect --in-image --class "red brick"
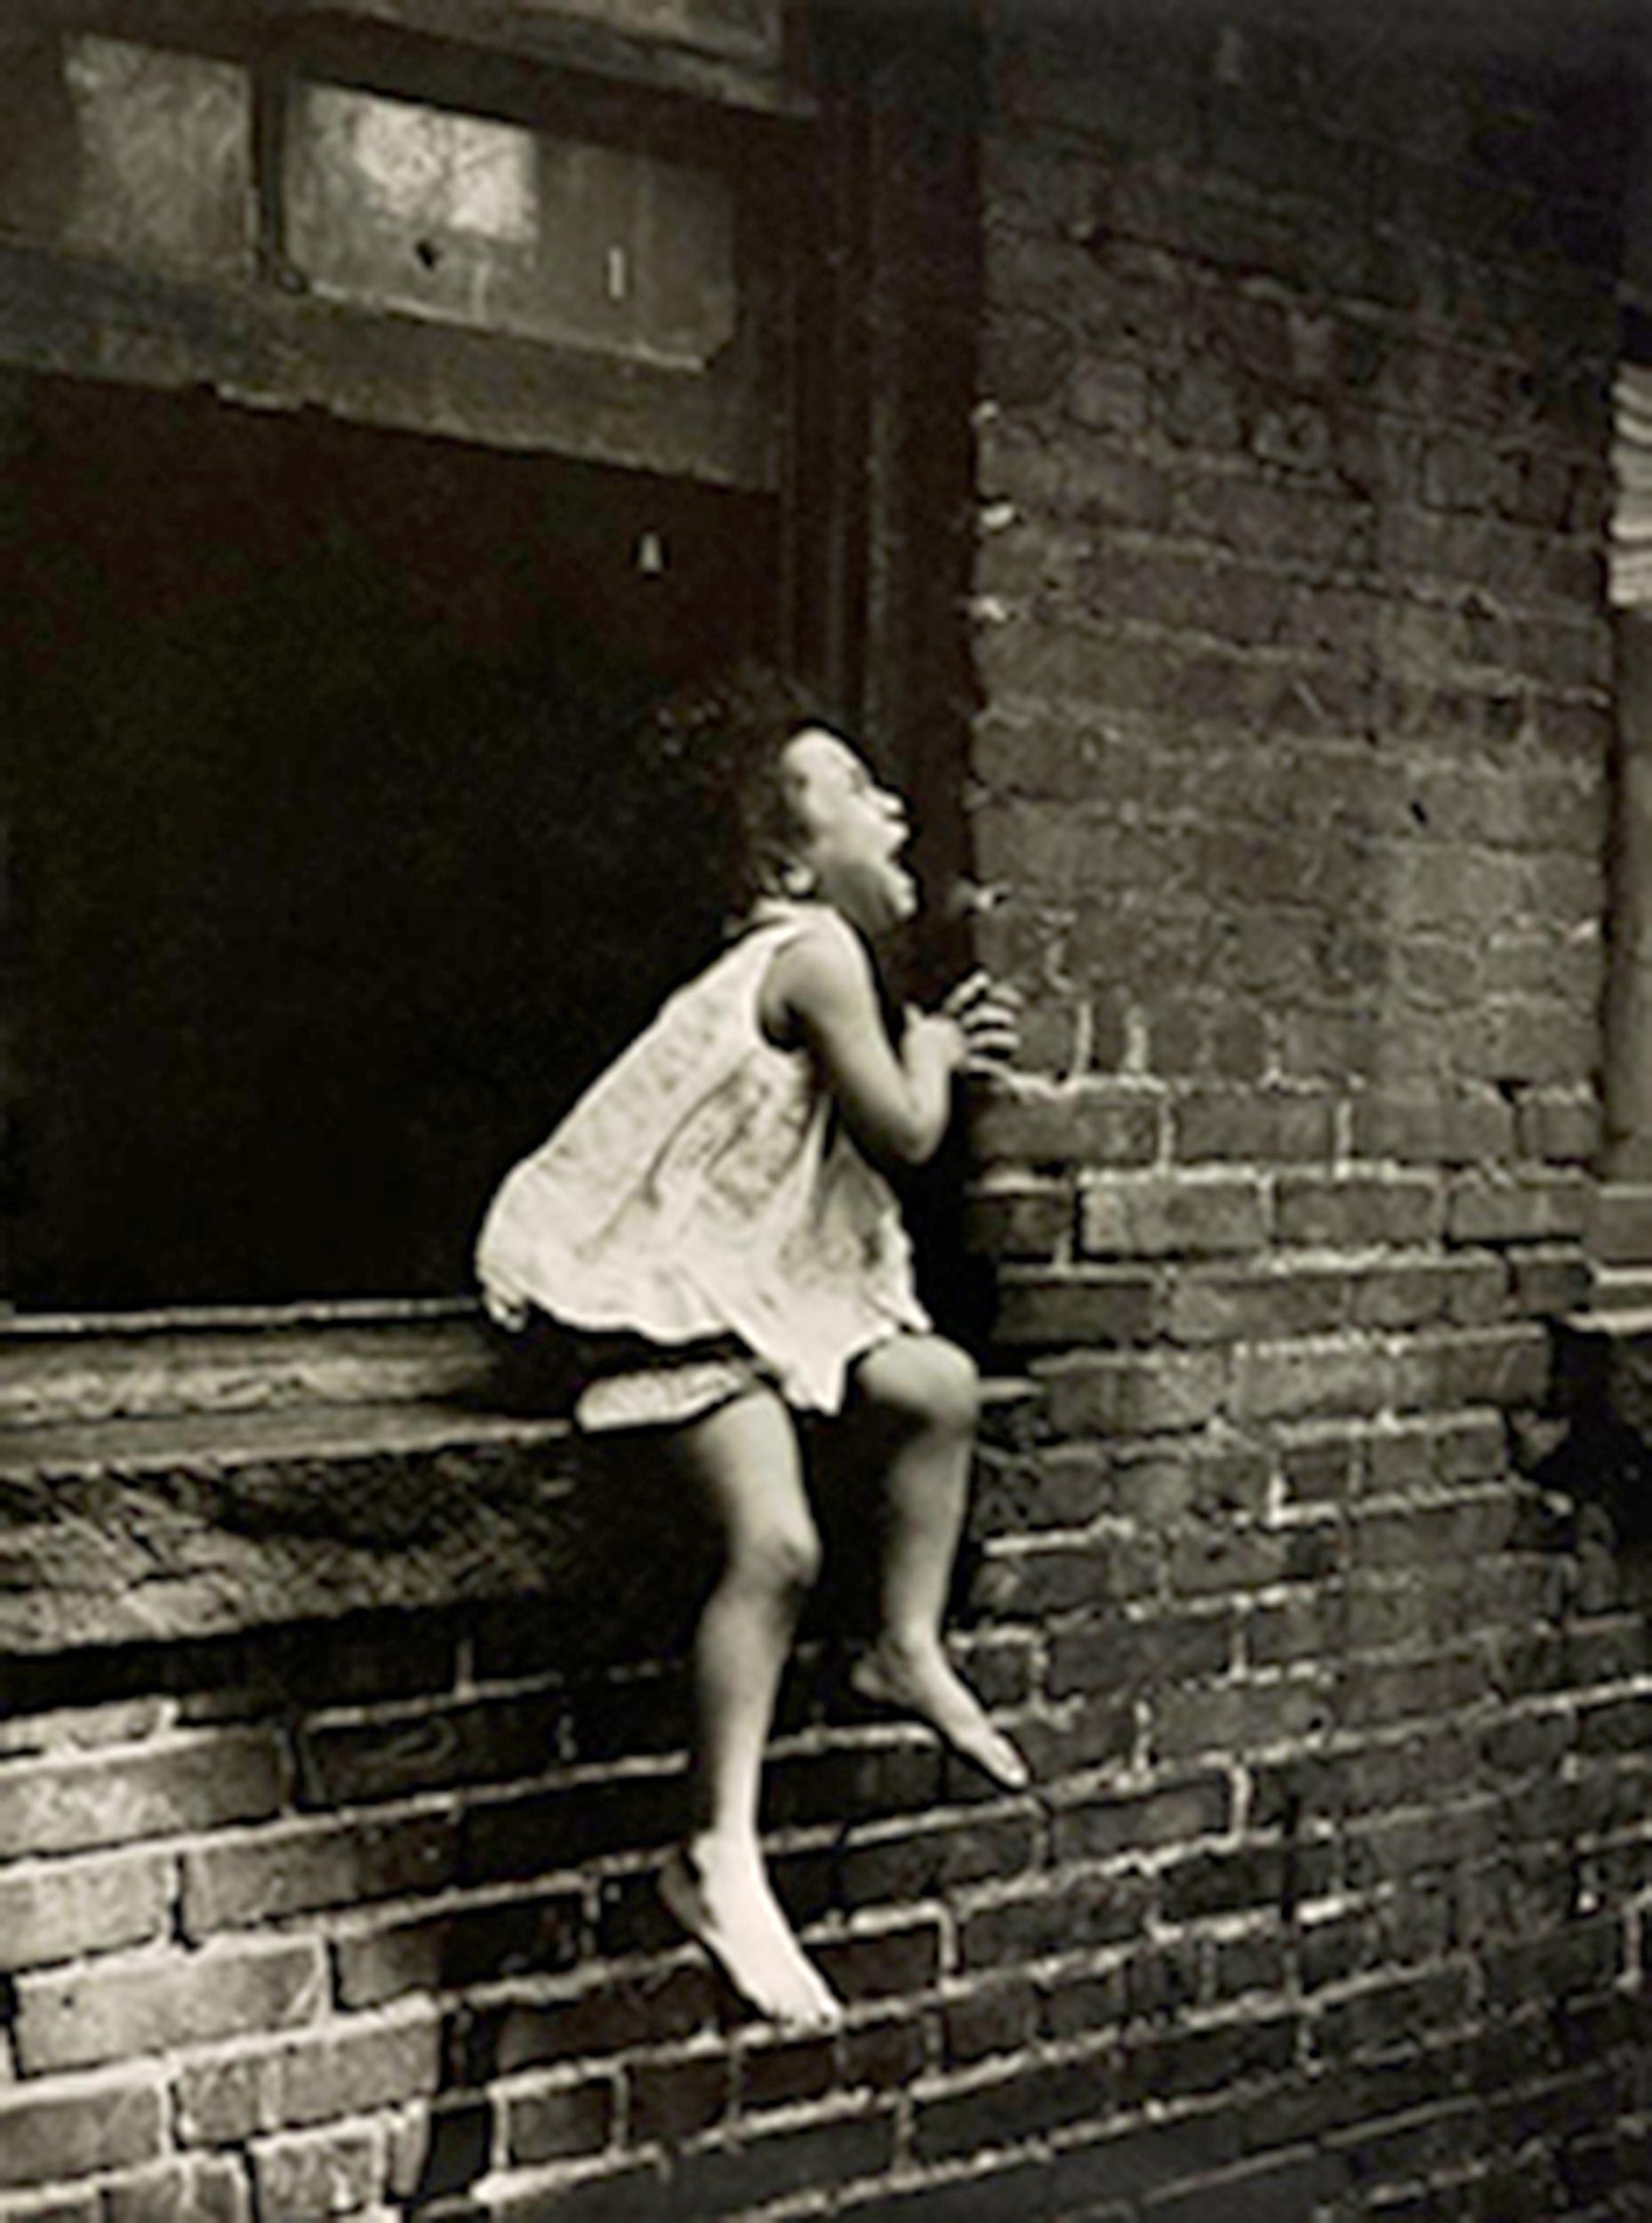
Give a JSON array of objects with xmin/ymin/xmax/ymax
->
[
  {"xmin": 1512, "ymin": 1254, "xmax": 1592, "ymax": 1316},
  {"xmin": 1348, "ymin": 1092, "xmax": 1515, "ymax": 1167},
  {"xmin": 913, "ymin": 2050, "xmax": 1118, "ymax": 2161},
  {"xmin": 1172, "ymin": 1093, "xmax": 1336, "ymax": 1163},
  {"xmin": 969, "ymin": 1086, "xmax": 1162, "ymax": 1167},
  {"xmin": 101, "ymin": 2157, "xmax": 251, "ymax": 2223},
  {"xmin": 1049, "ymin": 1611, "xmax": 1232, "ymax": 1697},
  {"xmin": 1142, "ymin": 2146, "xmax": 1327, "ymax": 2221},
  {"xmin": 1485, "ymin": 1915, "xmax": 1624, "ymax": 2007},
  {"xmin": 249, "ymin": 2123, "xmax": 378, "ymax": 2219},
  {"xmin": 1351, "ymin": 1493, "xmax": 1515, "ymax": 1574},
  {"xmin": 299, "ymin": 1689, "xmax": 567, "ymax": 1805},
  {"xmin": 735, "ymin": 2030, "xmax": 835, "ymax": 2113},
  {"xmin": 1120, "ymin": 2013, "xmax": 1297, "ymax": 2106},
  {"xmin": 1231, "ymin": 1337, "xmax": 1389, "ymax": 1422},
  {"xmin": 990, "ymin": 1268, "xmax": 1159, "ymax": 1348},
  {"xmin": 460, "ymin": 1770, "xmax": 680, "ymax": 1883},
  {"xmin": 334, "ymin": 1888, "xmax": 583, "ymax": 2009},
  {"xmin": 942, "ymin": 1975, "xmax": 1043, "ymax": 2066},
  {"xmin": 455, "ymin": 1965, "xmax": 718, "ymax": 2080},
  {"xmin": 0, "ymin": 2072, "xmax": 166, "ymax": 2191},
  {"xmin": 841, "ymin": 2011, "xmax": 927, "ymax": 2093},
  {"xmin": 174, "ymin": 2008, "xmax": 441, "ymax": 2142},
  {"xmin": 1165, "ymin": 1264, "xmax": 1348, "ymax": 1344},
  {"xmin": 1081, "ymin": 1176, "xmax": 1268, "ymax": 1257},
  {"xmin": 504, "ymin": 2074, "xmax": 619, "ymax": 2163},
  {"xmin": 1311, "ymin": 1968, "xmax": 1473, "ymax": 2059},
  {"xmin": 1167, "ymin": 1526, "xmax": 1297, "ymax": 1597},
  {"xmin": 367, "ymin": 2099, "xmax": 465, "ymax": 2204},
  {"xmin": 1153, "ymin": 1679, "xmax": 1333, "ymax": 1763},
  {"xmin": 1446, "ymin": 1173, "xmax": 1590, "ymax": 1242},
  {"xmin": 973, "ymin": 1445, "xmax": 1112, "ymax": 1531},
  {"xmin": 1389, "ymin": 1326, "xmax": 1550, "ymax": 1409},
  {"xmin": 181, "ymin": 1813, "xmax": 457, "ymax": 1937},
  {"xmin": 0, "ymin": 1698, "xmax": 167, "ymax": 1762},
  {"xmin": 839, "ymin": 1813, "xmax": 1040, "ymax": 1906},
  {"xmin": 1109, "ymin": 1447, "xmax": 1271, "ymax": 1528},
  {"xmin": 0, "ymin": 1733, "xmax": 286, "ymax": 1858},
  {"xmin": 812, "ymin": 1919, "xmax": 942, "ymax": 2003},
  {"xmin": 1345, "ymin": 1257, "xmax": 1505, "ymax": 1330},
  {"xmin": 1148, "ymin": 999, "xmax": 1270, "ymax": 1083},
  {"xmin": 1360, "ymin": 1414, "xmax": 1506, "ymax": 1490},
  {"xmin": 1275, "ymin": 1175, "xmax": 1444, "ymax": 1247},
  {"xmin": 1044, "ymin": 1351, "xmax": 1224, "ymax": 1435},
  {"xmin": 669, "ymin": 2111, "xmax": 896, "ymax": 2214},
  {"xmin": 963, "ymin": 1179, "xmax": 1073, "ymax": 1260},
  {"xmin": 973, "ymin": 1536, "xmax": 1158, "ymax": 1617},
  {"xmin": 1050, "ymin": 1774, "xmax": 1231, "ymax": 1863},
  {"xmin": 1014, "ymin": 1694, "xmax": 1136, "ymax": 1779},
  {"xmin": 0, "ymin": 1850, "xmax": 172, "ymax": 1973},
  {"xmin": 959, "ymin": 1873, "xmax": 1150, "ymax": 1970},
  {"xmin": 15, "ymin": 1938, "xmax": 326, "ymax": 2074},
  {"xmin": 762, "ymin": 1741, "xmax": 942, "ymax": 1833}
]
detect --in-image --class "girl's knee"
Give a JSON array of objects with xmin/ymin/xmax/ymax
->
[
  {"xmin": 861, "ymin": 1335, "xmax": 980, "ymax": 1438},
  {"xmin": 732, "ymin": 1510, "xmax": 823, "ymax": 1597}
]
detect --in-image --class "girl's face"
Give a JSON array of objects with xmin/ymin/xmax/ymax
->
[{"xmin": 778, "ymin": 727, "xmax": 916, "ymax": 936}]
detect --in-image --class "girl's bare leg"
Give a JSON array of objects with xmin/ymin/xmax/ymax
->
[
  {"xmin": 662, "ymin": 1387, "xmax": 840, "ymax": 2026},
  {"xmin": 846, "ymin": 1336, "xmax": 1030, "ymax": 1792}
]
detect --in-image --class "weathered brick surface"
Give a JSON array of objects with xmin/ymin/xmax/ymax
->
[
  {"xmin": 0, "ymin": 1733, "xmax": 287, "ymax": 1858},
  {"xmin": 0, "ymin": 1850, "xmax": 172, "ymax": 1973},
  {"xmin": 0, "ymin": 2071, "xmax": 166, "ymax": 2191},
  {"xmin": 0, "ymin": 8, "xmax": 1638, "ymax": 2223},
  {"xmin": 14, "ymin": 1938, "xmax": 328, "ymax": 2074}
]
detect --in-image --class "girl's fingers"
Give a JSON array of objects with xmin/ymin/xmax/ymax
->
[
  {"xmin": 941, "ymin": 971, "xmax": 994, "ymax": 1015},
  {"xmin": 960, "ymin": 1001, "xmax": 1020, "ymax": 1039}
]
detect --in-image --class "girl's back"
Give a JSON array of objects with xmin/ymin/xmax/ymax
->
[{"xmin": 476, "ymin": 900, "xmax": 927, "ymax": 1416}]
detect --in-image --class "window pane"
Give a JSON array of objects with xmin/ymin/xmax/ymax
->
[
  {"xmin": 60, "ymin": 35, "xmax": 253, "ymax": 279},
  {"xmin": 285, "ymin": 83, "xmax": 737, "ymax": 367}
]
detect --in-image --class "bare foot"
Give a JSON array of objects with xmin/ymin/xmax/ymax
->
[
  {"xmin": 850, "ymin": 1638, "xmax": 1030, "ymax": 1791},
  {"xmin": 660, "ymin": 1841, "xmax": 841, "ymax": 2029}
]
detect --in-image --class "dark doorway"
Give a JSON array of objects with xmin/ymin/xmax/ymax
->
[{"xmin": 6, "ymin": 375, "xmax": 778, "ymax": 1306}]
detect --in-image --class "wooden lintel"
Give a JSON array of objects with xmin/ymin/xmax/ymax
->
[{"xmin": 0, "ymin": 239, "xmax": 778, "ymax": 486}]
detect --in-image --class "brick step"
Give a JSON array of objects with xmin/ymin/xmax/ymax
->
[
  {"xmin": 1587, "ymin": 1183, "xmax": 1652, "ymax": 1266},
  {"xmin": 1590, "ymin": 1265, "xmax": 1652, "ymax": 1311}
]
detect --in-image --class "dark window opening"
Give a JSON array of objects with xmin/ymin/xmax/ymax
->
[{"xmin": 6, "ymin": 373, "xmax": 778, "ymax": 1307}]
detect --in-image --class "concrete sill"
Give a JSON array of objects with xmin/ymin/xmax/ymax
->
[{"xmin": 0, "ymin": 1311, "xmax": 1039, "ymax": 1658}]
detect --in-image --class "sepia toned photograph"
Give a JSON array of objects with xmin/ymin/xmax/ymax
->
[{"xmin": 1, "ymin": 0, "xmax": 1650, "ymax": 2216}]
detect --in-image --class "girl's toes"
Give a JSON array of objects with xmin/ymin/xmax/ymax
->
[
  {"xmin": 661, "ymin": 1847, "xmax": 842, "ymax": 2028},
  {"xmin": 958, "ymin": 1719, "xmax": 1030, "ymax": 1793},
  {"xmin": 854, "ymin": 1643, "xmax": 1032, "ymax": 1793}
]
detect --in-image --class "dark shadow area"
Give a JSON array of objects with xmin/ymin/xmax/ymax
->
[{"xmin": 5, "ymin": 373, "xmax": 777, "ymax": 1307}]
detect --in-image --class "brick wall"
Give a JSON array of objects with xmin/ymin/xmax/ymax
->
[
  {"xmin": 4, "ymin": 6, "xmax": 1652, "ymax": 2222},
  {"xmin": 959, "ymin": 0, "xmax": 1651, "ymax": 2217}
]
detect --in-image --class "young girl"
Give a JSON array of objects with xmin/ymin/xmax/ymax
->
[{"xmin": 476, "ymin": 670, "xmax": 1028, "ymax": 2029}]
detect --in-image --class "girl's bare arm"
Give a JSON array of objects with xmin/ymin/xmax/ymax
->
[{"xmin": 766, "ymin": 921, "xmax": 1017, "ymax": 1170}]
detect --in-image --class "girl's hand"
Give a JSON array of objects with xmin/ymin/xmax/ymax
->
[{"xmin": 938, "ymin": 971, "xmax": 1022, "ymax": 1071}]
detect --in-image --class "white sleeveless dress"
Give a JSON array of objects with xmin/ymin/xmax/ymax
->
[{"xmin": 476, "ymin": 901, "xmax": 930, "ymax": 1429}]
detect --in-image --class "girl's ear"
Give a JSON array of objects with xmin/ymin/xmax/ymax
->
[{"xmin": 780, "ymin": 856, "xmax": 816, "ymax": 898}]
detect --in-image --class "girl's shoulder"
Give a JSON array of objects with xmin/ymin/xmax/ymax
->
[
  {"xmin": 755, "ymin": 903, "xmax": 882, "ymax": 1048},
  {"xmin": 755, "ymin": 901, "xmax": 872, "ymax": 986}
]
